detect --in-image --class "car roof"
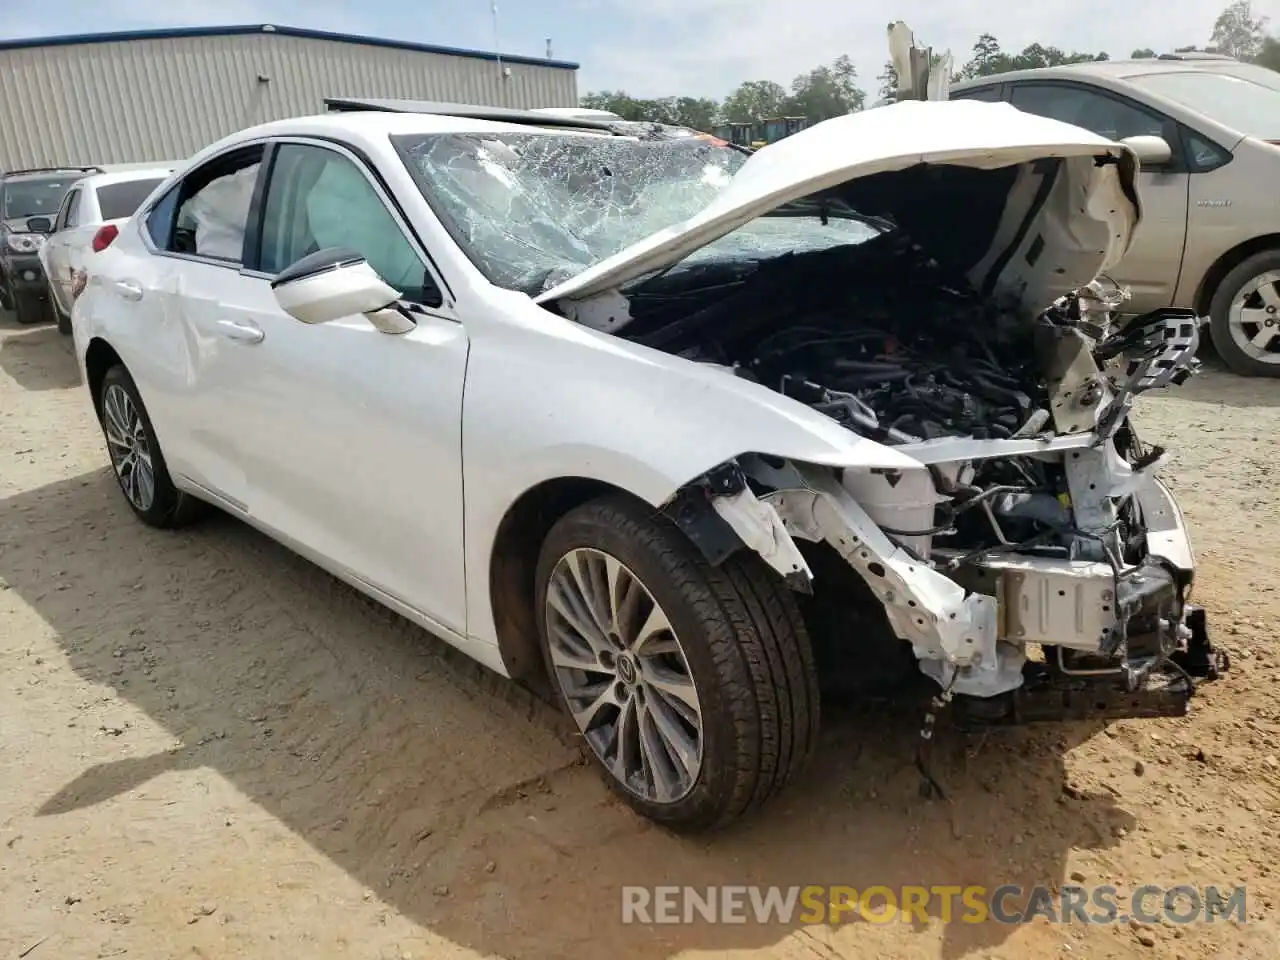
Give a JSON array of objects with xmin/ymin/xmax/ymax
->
[
  {"xmin": 950, "ymin": 56, "xmax": 1274, "ymax": 90},
  {"xmin": 77, "ymin": 167, "xmax": 177, "ymax": 190},
  {"xmin": 186, "ymin": 108, "xmax": 619, "ymax": 170},
  {"xmin": 1, "ymin": 167, "xmax": 102, "ymax": 183},
  {"xmin": 236, "ymin": 109, "xmax": 615, "ymax": 144}
]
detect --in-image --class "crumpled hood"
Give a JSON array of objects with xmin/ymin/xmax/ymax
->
[{"xmin": 534, "ymin": 99, "xmax": 1141, "ymax": 308}]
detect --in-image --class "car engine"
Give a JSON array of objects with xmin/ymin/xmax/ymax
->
[{"xmin": 620, "ymin": 232, "xmax": 1194, "ymax": 565}]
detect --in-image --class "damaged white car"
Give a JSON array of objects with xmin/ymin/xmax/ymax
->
[{"xmin": 73, "ymin": 98, "xmax": 1226, "ymax": 832}]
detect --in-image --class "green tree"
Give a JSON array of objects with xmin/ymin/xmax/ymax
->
[
  {"xmin": 1255, "ymin": 34, "xmax": 1280, "ymax": 70},
  {"xmin": 1131, "ymin": 47, "xmax": 1157, "ymax": 58},
  {"xmin": 958, "ymin": 35, "xmax": 1109, "ymax": 78},
  {"xmin": 958, "ymin": 33, "xmax": 1003, "ymax": 78},
  {"xmin": 670, "ymin": 96, "xmax": 720, "ymax": 131},
  {"xmin": 720, "ymin": 80, "xmax": 789, "ymax": 124},
  {"xmin": 877, "ymin": 62, "xmax": 899, "ymax": 101},
  {"xmin": 1211, "ymin": 0, "xmax": 1268, "ymax": 59},
  {"xmin": 579, "ymin": 90, "xmax": 652, "ymax": 120},
  {"xmin": 578, "ymin": 91, "xmax": 721, "ymax": 130},
  {"xmin": 787, "ymin": 55, "xmax": 865, "ymax": 120}
]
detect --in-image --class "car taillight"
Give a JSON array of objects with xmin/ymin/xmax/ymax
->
[{"xmin": 92, "ymin": 224, "xmax": 119, "ymax": 252}]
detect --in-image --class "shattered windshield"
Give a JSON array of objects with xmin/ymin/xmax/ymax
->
[{"xmin": 394, "ymin": 131, "xmax": 886, "ymax": 295}]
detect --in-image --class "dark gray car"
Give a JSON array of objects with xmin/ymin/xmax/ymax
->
[{"xmin": 0, "ymin": 166, "xmax": 101, "ymax": 323}]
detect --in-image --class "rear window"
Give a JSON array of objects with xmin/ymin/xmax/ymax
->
[{"xmin": 96, "ymin": 178, "xmax": 167, "ymax": 220}]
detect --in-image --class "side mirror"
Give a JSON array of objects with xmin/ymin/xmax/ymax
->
[
  {"xmin": 1120, "ymin": 135, "xmax": 1173, "ymax": 167},
  {"xmin": 271, "ymin": 247, "xmax": 412, "ymax": 333},
  {"xmin": 26, "ymin": 216, "xmax": 53, "ymax": 234}
]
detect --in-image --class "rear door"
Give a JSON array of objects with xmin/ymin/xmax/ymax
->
[
  {"xmin": 43, "ymin": 187, "xmax": 82, "ymax": 312},
  {"xmin": 1004, "ymin": 80, "xmax": 1191, "ymax": 313},
  {"xmin": 127, "ymin": 143, "xmax": 269, "ymax": 510}
]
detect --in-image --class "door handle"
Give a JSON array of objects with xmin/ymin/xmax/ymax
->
[
  {"xmin": 217, "ymin": 319, "xmax": 265, "ymax": 344},
  {"xmin": 113, "ymin": 280, "xmax": 143, "ymax": 301}
]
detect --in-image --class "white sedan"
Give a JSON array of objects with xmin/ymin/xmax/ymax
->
[
  {"xmin": 72, "ymin": 99, "xmax": 1224, "ymax": 831},
  {"xmin": 38, "ymin": 166, "xmax": 175, "ymax": 334}
]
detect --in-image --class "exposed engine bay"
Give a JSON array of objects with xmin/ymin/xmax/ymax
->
[{"xmin": 575, "ymin": 201, "xmax": 1228, "ymax": 725}]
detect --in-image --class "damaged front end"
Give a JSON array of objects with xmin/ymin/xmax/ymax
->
[
  {"xmin": 660, "ymin": 274, "xmax": 1227, "ymax": 726},
  {"xmin": 526, "ymin": 105, "xmax": 1232, "ymax": 727}
]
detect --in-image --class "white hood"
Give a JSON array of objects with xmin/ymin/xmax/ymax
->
[{"xmin": 533, "ymin": 99, "xmax": 1141, "ymax": 307}]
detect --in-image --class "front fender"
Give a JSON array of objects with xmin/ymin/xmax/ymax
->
[
  {"xmin": 466, "ymin": 299, "xmax": 920, "ymax": 505},
  {"xmin": 460, "ymin": 296, "xmax": 924, "ymax": 649}
]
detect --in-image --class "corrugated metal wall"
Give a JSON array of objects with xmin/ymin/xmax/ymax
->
[{"xmin": 0, "ymin": 32, "xmax": 579, "ymax": 169}]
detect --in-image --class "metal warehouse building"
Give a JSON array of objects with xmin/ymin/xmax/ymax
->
[{"xmin": 0, "ymin": 23, "xmax": 580, "ymax": 170}]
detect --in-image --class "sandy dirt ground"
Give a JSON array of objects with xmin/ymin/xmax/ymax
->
[{"xmin": 1, "ymin": 311, "xmax": 1278, "ymax": 960}]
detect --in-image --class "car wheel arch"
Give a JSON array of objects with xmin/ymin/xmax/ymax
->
[
  {"xmin": 1194, "ymin": 232, "xmax": 1280, "ymax": 317},
  {"xmin": 488, "ymin": 475, "xmax": 644, "ymax": 689},
  {"xmin": 85, "ymin": 337, "xmax": 125, "ymax": 417}
]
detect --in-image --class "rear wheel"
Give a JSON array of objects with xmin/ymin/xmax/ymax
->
[
  {"xmin": 49, "ymin": 290, "xmax": 71, "ymax": 335},
  {"xmin": 534, "ymin": 494, "xmax": 820, "ymax": 832},
  {"xmin": 1209, "ymin": 250, "xmax": 1280, "ymax": 378},
  {"xmin": 97, "ymin": 365, "xmax": 208, "ymax": 528}
]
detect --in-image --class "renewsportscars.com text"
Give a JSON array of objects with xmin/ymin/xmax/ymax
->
[{"xmin": 620, "ymin": 884, "xmax": 1247, "ymax": 926}]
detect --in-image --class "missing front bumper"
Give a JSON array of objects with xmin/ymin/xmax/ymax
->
[{"xmin": 951, "ymin": 604, "xmax": 1227, "ymax": 726}]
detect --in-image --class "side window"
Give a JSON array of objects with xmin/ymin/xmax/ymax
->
[
  {"xmin": 145, "ymin": 185, "xmax": 180, "ymax": 248},
  {"xmin": 1183, "ymin": 130, "xmax": 1232, "ymax": 172},
  {"xmin": 54, "ymin": 189, "xmax": 78, "ymax": 231},
  {"xmin": 64, "ymin": 189, "xmax": 82, "ymax": 228},
  {"xmin": 1009, "ymin": 83, "xmax": 1166, "ymax": 142},
  {"xmin": 257, "ymin": 142, "xmax": 442, "ymax": 307},
  {"xmin": 952, "ymin": 85, "xmax": 1003, "ymax": 102},
  {"xmin": 146, "ymin": 145, "xmax": 264, "ymax": 263}
]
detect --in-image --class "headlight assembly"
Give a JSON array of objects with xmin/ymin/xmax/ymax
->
[{"xmin": 5, "ymin": 233, "xmax": 43, "ymax": 254}]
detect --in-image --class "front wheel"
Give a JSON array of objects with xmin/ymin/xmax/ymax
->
[
  {"xmin": 535, "ymin": 494, "xmax": 820, "ymax": 832},
  {"xmin": 13, "ymin": 291, "xmax": 44, "ymax": 325},
  {"xmin": 1208, "ymin": 250, "xmax": 1280, "ymax": 378},
  {"xmin": 97, "ymin": 365, "xmax": 208, "ymax": 528}
]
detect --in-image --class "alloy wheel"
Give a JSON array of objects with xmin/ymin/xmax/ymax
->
[
  {"xmin": 102, "ymin": 384, "xmax": 157, "ymax": 511},
  {"xmin": 1228, "ymin": 270, "xmax": 1280, "ymax": 365},
  {"xmin": 545, "ymin": 547, "xmax": 704, "ymax": 804}
]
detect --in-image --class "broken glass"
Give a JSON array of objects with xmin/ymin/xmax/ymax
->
[{"xmin": 396, "ymin": 131, "xmax": 888, "ymax": 301}]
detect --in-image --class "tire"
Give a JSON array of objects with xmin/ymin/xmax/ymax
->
[
  {"xmin": 0, "ymin": 280, "xmax": 12, "ymax": 312},
  {"xmin": 97, "ymin": 364, "xmax": 208, "ymax": 528},
  {"xmin": 1208, "ymin": 249, "xmax": 1280, "ymax": 378},
  {"xmin": 53, "ymin": 297, "xmax": 72, "ymax": 335},
  {"xmin": 13, "ymin": 291, "xmax": 43, "ymax": 325},
  {"xmin": 534, "ymin": 494, "xmax": 820, "ymax": 832}
]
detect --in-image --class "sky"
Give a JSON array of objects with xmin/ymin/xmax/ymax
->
[{"xmin": 3, "ymin": 0, "xmax": 1278, "ymax": 101}]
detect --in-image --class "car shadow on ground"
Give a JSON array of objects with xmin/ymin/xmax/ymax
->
[
  {"xmin": 0, "ymin": 314, "xmax": 79, "ymax": 391},
  {"xmin": 0, "ymin": 468, "xmax": 1136, "ymax": 960},
  {"xmin": 1171, "ymin": 364, "xmax": 1280, "ymax": 408}
]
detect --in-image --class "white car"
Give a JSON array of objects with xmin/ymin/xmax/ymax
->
[
  {"xmin": 38, "ymin": 166, "xmax": 175, "ymax": 335},
  {"xmin": 72, "ymin": 99, "xmax": 1225, "ymax": 831}
]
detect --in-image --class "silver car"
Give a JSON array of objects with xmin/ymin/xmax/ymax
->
[{"xmin": 951, "ymin": 55, "xmax": 1280, "ymax": 377}]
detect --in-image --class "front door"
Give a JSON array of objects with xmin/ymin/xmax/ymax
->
[
  {"xmin": 229, "ymin": 138, "xmax": 471, "ymax": 636},
  {"xmin": 1007, "ymin": 82, "xmax": 1191, "ymax": 314}
]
